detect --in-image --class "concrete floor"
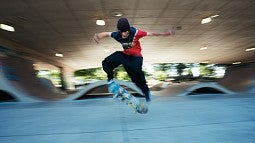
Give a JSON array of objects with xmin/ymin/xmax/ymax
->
[{"xmin": 0, "ymin": 93, "xmax": 255, "ymax": 143}]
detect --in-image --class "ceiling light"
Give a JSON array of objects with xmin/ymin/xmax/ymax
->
[
  {"xmin": 232, "ymin": 61, "xmax": 241, "ymax": 65},
  {"xmin": 96, "ymin": 19, "xmax": 105, "ymax": 26},
  {"xmin": 0, "ymin": 24, "xmax": 15, "ymax": 32},
  {"xmin": 201, "ymin": 60, "xmax": 209, "ymax": 64},
  {"xmin": 200, "ymin": 47, "xmax": 208, "ymax": 50},
  {"xmin": 245, "ymin": 48, "xmax": 255, "ymax": 52},
  {"xmin": 55, "ymin": 53, "xmax": 63, "ymax": 57},
  {"xmin": 111, "ymin": 11, "xmax": 123, "ymax": 17},
  {"xmin": 201, "ymin": 14, "xmax": 219, "ymax": 24},
  {"xmin": 211, "ymin": 15, "xmax": 219, "ymax": 18},
  {"xmin": 201, "ymin": 17, "xmax": 212, "ymax": 24}
]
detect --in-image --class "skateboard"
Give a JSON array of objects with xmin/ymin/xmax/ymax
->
[{"xmin": 109, "ymin": 82, "xmax": 148, "ymax": 114}]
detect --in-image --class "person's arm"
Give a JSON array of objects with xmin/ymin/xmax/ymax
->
[
  {"xmin": 147, "ymin": 27, "xmax": 175, "ymax": 36},
  {"xmin": 93, "ymin": 32, "xmax": 112, "ymax": 44}
]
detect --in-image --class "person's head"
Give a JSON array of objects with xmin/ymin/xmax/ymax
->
[{"xmin": 117, "ymin": 18, "xmax": 130, "ymax": 38}]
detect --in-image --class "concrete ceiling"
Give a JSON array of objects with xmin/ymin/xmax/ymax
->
[{"xmin": 0, "ymin": 0, "xmax": 255, "ymax": 70}]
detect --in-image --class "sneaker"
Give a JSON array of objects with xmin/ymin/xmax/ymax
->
[
  {"xmin": 146, "ymin": 98, "xmax": 151, "ymax": 103},
  {"xmin": 108, "ymin": 80, "xmax": 120, "ymax": 98},
  {"xmin": 145, "ymin": 91, "xmax": 151, "ymax": 103}
]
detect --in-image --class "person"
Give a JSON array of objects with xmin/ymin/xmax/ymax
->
[{"xmin": 93, "ymin": 18, "xmax": 175, "ymax": 103}]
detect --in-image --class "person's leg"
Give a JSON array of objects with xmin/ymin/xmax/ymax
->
[
  {"xmin": 123, "ymin": 56, "xmax": 151, "ymax": 102},
  {"xmin": 102, "ymin": 51, "xmax": 125, "ymax": 96},
  {"xmin": 102, "ymin": 51, "xmax": 123, "ymax": 81}
]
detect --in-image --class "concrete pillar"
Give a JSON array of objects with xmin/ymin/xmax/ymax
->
[{"xmin": 59, "ymin": 66, "xmax": 75, "ymax": 90}]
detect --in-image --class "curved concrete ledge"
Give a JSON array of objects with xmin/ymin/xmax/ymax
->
[
  {"xmin": 63, "ymin": 80, "xmax": 143, "ymax": 100},
  {"xmin": 177, "ymin": 82, "xmax": 235, "ymax": 96}
]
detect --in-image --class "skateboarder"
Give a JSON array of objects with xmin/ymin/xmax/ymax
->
[{"xmin": 93, "ymin": 18, "xmax": 175, "ymax": 103}]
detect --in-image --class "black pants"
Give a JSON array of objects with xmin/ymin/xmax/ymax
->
[{"xmin": 102, "ymin": 51, "xmax": 149, "ymax": 96}]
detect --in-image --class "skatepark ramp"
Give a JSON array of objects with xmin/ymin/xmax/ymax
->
[
  {"xmin": 218, "ymin": 62, "xmax": 255, "ymax": 93},
  {"xmin": 0, "ymin": 54, "xmax": 143, "ymax": 102},
  {"xmin": 0, "ymin": 55, "xmax": 65, "ymax": 101}
]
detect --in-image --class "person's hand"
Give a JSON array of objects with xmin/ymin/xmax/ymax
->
[{"xmin": 93, "ymin": 34, "xmax": 100, "ymax": 44}]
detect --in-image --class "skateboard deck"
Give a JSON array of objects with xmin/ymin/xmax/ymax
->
[{"xmin": 110, "ymin": 83, "xmax": 148, "ymax": 114}]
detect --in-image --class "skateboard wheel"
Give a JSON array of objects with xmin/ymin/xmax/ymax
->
[{"xmin": 137, "ymin": 103, "xmax": 148, "ymax": 114}]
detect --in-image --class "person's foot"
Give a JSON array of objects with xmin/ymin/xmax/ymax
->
[
  {"xmin": 146, "ymin": 98, "xmax": 151, "ymax": 103},
  {"xmin": 145, "ymin": 91, "xmax": 151, "ymax": 103},
  {"xmin": 108, "ymin": 80, "xmax": 120, "ymax": 98}
]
